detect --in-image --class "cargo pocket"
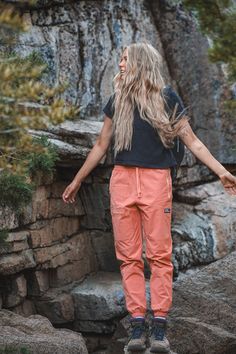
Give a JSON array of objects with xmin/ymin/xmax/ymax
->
[
  {"xmin": 110, "ymin": 206, "xmax": 128, "ymax": 242},
  {"xmin": 111, "ymin": 206, "xmax": 141, "ymax": 261}
]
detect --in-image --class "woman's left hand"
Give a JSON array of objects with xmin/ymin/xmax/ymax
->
[{"xmin": 219, "ymin": 171, "xmax": 236, "ymax": 195}]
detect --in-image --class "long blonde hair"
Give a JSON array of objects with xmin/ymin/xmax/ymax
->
[{"xmin": 112, "ymin": 42, "xmax": 188, "ymax": 156}]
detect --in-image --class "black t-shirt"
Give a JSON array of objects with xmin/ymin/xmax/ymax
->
[{"xmin": 103, "ymin": 85, "xmax": 187, "ymax": 168}]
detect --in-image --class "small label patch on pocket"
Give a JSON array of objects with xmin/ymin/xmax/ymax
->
[{"xmin": 164, "ymin": 208, "xmax": 171, "ymax": 213}]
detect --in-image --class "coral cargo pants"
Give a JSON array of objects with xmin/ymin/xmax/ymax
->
[{"xmin": 109, "ymin": 165, "xmax": 173, "ymax": 317}]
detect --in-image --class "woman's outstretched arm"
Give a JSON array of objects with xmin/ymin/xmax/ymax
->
[
  {"xmin": 62, "ymin": 117, "xmax": 113, "ymax": 203},
  {"xmin": 177, "ymin": 119, "xmax": 236, "ymax": 195}
]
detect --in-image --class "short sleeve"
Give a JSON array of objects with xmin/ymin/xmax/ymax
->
[
  {"xmin": 163, "ymin": 85, "xmax": 187, "ymax": 119},
  {"xmin": 103, "ymin": 94, "xmax": 115, "ymax": 119}
]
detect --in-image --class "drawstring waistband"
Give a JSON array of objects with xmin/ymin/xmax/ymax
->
[{"xmin": 135, "ymin": 167, "xmax": 142, "ymax": 198}]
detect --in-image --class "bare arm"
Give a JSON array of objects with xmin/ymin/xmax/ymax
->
[
  {"xmin": 178, "ymin": 119, "xmax": 236, "ymax": 195},
  {"xmin": 62, "ymin": 116, "xmax": 113, "ymax": 203}
]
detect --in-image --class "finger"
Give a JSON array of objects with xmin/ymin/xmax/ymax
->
[
  {"xmin": 225, "ymin": 187, "xmax": 235, "ymax": 195},
  {"xmin": 63, "ymin": 192, "xmax": 71, "ymax": 203},
  {"xmin": 62, "ymin": 194, "xmax": 67, "ymax": 201},
  {"xmin": 223, "ymin": 183, "xmax": 234, "ymax": 188},
  {"xmin": 229, "ymin": 187, "xmax": 236, "ymax": 195},
  {"xmin": 62, "ymin": 188, "xmax": 69, "ymax": 199},
  {"xmin": 68, "ymin": 195, "xmax": 74, "ymax": 203}
]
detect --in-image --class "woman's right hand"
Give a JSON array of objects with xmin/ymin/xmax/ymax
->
[
  {"xmin": 62, "ymin": 180, "xmax": 81, "ymax": 204},
  {"xmin": 62, "ymin": 116, "xmax": 112, "ymax": 204}
]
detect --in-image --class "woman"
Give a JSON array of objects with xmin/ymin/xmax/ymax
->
[{"xmin": 62, "ymin": 42, "xmax": 236, "ymax": 353}]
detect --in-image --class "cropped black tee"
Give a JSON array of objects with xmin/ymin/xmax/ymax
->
[{"xmin": 103, "ymin": 85, "xmax": 187, "ymax": 168}]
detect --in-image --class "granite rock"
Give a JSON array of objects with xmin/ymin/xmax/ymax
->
[
  {"xmin": 72, "ymin": 272, "xmax": 127, "ymax": 322},
  {"xmin": 168, "ymin": 251, "xmax": 236, "ymax": 354},
  {"xmin": 2, "ymin": 274, "xmax": 27, "ymax": 308},
  {"xmin": 169, "ymin": 180, "xmax": 236, "ymax": 277},
  {"xmin": 0, "ymin": 250, "xmax": 36, "ymax": 276},
  {"xmin": 0, "ymin": 309, "xmax": 88, "ymax": 353}
]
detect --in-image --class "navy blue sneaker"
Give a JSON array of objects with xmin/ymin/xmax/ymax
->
[
  {"xmin": 149, "ymin": 318, "xmax": 170, "ymax": 353},
  {"xmin": 127, "ymin": 317, "xmax": 147, "ymax": 351}
]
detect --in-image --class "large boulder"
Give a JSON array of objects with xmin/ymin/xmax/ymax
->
[
  {"xmin": 151, "ymin": 0, "xmax": 236, "ymax": 165},
  {"xmin": 31, "ymin": 120, "xmax": 106, "ymax": 168},
  {"xmin": 168, "ymin": 251, "xmax": 236, "ymax": 354},
  {"xmin": 172, "ymin": 180, "xmax": 236, "ymax": 275},
  {"xmin": 0, "ymin": 309, "xmax": 88, "ymax": 354}
]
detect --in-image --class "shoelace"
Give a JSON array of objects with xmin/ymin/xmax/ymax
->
[
  {"xmin": 130, "ymin": 323, "xmax": 145, "ymax": 339},
  {"xmin": 151, "ymin": 323, "xmax": 165, "ymax": 341}
]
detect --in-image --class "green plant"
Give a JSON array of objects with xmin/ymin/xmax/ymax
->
[
  {"xmin": 26, "ymin": 136, "xmax": 59, "ymax": 178},
  {"xmin": 2, "ymin": 49, "xmax": 48, "ymax": 77},
  {"xmin": 0, "ymin": 172, "xmax": 33, "ymax": 212},
  {"xmin": 0, "ymin": 229, "xmax": 8, "ymax": 246},
  {"xmin": 181, "ymin": 0, "xmax": 236, "ymax": 109},
  {"xmin": 0, "ymin": 229, "xmax": 10, "ymax": 253},
  {"xmin": 170, "ymin": 0, "xmax": 236, "ymax": 112},
  {"xmin": 0, "ymin": 136, "xmax": 58, "ymax": 213},
  {"xmin": 0, "ymin": 1, "xmax": 78, "ymax": 173}
]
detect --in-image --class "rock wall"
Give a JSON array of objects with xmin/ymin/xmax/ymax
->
[
  {"xmin": 151, "ymin": 0, "xmax": 236, "ymax": 163},
  {"xmin": 6, "ymin": 0, "xmax": 234, "ymax": 191},
  {"xmin": 0, "ymin": 165, "xmax": 118, "ymax": 311},
  {"xmin": 9, "ymin": 0, "xmax": 235, "ymax": 165}
]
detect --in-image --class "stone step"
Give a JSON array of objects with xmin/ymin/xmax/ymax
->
[
  {"xmin": 124, "ymin": 346, "xmax": 177, "ymax": 354},
  {"xmin": 71, "ymin": 271, "xmax": 127, "ymax": 333}
]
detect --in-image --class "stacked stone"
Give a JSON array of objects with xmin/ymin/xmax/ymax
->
[{"xmin": 0, "ymin": 179, "xmax": 90, "ymax": 315}]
